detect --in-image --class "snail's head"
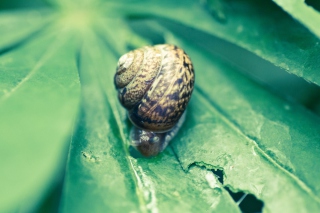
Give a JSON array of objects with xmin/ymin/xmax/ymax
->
[{"xmin": 130, "ymin": 127, "xmax": 166, "ymax": 157}]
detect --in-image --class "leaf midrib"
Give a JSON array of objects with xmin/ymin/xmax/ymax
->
[{"xmin": 83, "ymin": 27, "xmax": 152, "ymax": 213}]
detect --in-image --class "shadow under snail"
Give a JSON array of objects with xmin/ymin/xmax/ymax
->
[{"xmin": 114, "ymin": 44, "xmax": 195, "ymax": 157}]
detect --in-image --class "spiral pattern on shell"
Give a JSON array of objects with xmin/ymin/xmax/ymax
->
[{"xmin": 114, "ymin": 44, "xmax": 194, "ymax": 132}]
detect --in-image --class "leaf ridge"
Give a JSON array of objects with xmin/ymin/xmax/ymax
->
[
  {"xmin": 194, "ymin": 86, "xmax": 320, "ymax": 204},
  {"xmin": 83, "ymin": 27, "xmax": 157, "ymax": 213},
  {"xmin": 92, "ymin": 22, "xmax": 164, "ymax": 213},
  {"xmin": 1, "ymin": 30, "xmax": 70, "ymax": 102},
  {"xmin": 0, "ymin": 19, "xmax": 54, "ymax": 56},
  {"xmin": 273, "ymin": 0, "xmax": 320, "ymax": 38}
]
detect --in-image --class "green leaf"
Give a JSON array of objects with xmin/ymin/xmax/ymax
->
[
  {"xmin": 273, "ymin": 0, "xmax": 320, "ymax": 38},
  {"xmin": 168, "ymin": 35, "xmax": 320, "ymax": 212},
  {"xmin": 118, "ymin": 0, "xmax": 320, "ymax": 86},
  {"xmin": 0, "ymin": 20, "xmax": 80, "ymax": 211},
  {"xmin": 0, "ymin": 0, "xmax": 320, "ymax": 212},
  {"xmin": 60, "ymin": 29, "xmax": 240, "ymax": 213},
  {"xmin": 0, "ymin": 10, "xmax": 53, "ymax": 50}
]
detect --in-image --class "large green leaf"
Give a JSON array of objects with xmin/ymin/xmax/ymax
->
[
  {"xmin": 0, "ymin": 18, "xmax": 81, "ymax": 212},
  {"xmin": 169, "ymin": 35, "xmax": 320, "ymax": 212},
  {"xmin": 0, "ymin": 10, "xmax": 52, "ymax": 50},
  {"xmin": 115, "ymin": 0, "xmax": 320, "ymax": 86},
  {"xmin": 273, "ymin": 0, "xmax": 320, "ymax": 37},
  {"xmin": 0, "ymin": 0, "xmax": 319, "ymax": 212},
  {"xmin": 60, "ymin": 29, "xmax": 240, "ymax": 212}
]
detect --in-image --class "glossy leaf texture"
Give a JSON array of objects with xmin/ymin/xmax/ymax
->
[
  {"xmin": 273, "ymin": 0, "xmax": 320, "ymax": 37},
  {"xmin": 114, "ymin": 0, "xmax": 320, "ymax": 86},
  {"xmin": 0, "ymin": 0, "xmax": 319, "ymax": 212},
  {"xmin": 60, "ymin": 30, "xmax": 239, "ymax": 212},
  {"xmin": 0, "ymin": 12, "xmax": 81, "ymax": 212},
  {"xmin": 169, "ymin": 36, "xmax": 320, "ymax": 212}
]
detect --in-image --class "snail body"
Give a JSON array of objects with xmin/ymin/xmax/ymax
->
[{"xmin": 114, "ymin": 44, "xmax": 194, "ymax": 156}]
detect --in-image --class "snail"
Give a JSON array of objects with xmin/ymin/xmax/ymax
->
[{"xmin": 114, "ymin": 44, "xmax": 195, "ymax": 157}]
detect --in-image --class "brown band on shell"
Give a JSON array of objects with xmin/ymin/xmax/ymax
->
[
  {"xmin": 115, "ymin": 48, "xmax": 144, "ymax": 89},
  {"xmin": 128, "ymin": 44, "xmax": 194, "ymax": 132},
  {"xmin": 116, "ymin": 46, "xmax": 162, "ymax": 109}
]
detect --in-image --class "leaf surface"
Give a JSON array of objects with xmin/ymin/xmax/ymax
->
[
  {"xmin": 169, "ymin": 35, "xmax": 320, "ymax": 213},
  {"xmin": 0, "ymin": 1, "xmax": 320, "ymax": 212},
  {"xmin": 0, "ymin": 20, "xmax": 81, "ymax": 212},
  {"xmin": 116, "ymin": 0, "xmax": 320, "ymax": 85},
  {"xmin": 0, "ymin": 10, "xmax": 52, "ymax": 51},
  {"xmin": 60, "ymin": 28, "xmax": 240, "ymax": 213},
  {"xmin": 273, "ymin": 0, "xmax": 320, "ymax": 37}
]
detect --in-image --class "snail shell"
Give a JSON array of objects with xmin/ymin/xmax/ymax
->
[{"xmin": 114, "ymin": 44, "xmax": 194, "ymax": 156}]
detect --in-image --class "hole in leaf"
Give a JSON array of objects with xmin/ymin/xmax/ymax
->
[
  {"xmin": 211, "ymin": 169, "xmax": 264, "ymax": 213},
  {"xmin": 305, "ymin": 0, "xmax": 320, "ymax": 12},
  {"xmin": 225, "ymin": 186, "xmax": 264, "ymax": 213},
  {"xmin": 211, "ymin": 169, "xmax": 224, "ymax": 184}
]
